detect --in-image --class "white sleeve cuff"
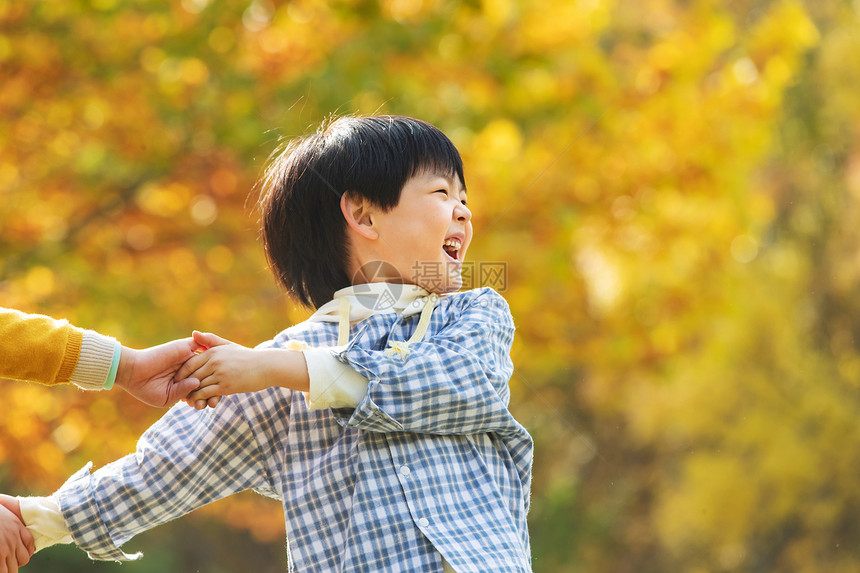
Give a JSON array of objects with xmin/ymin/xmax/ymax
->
[
  {"xmin": 302, "ymin": 348, "xmax": 368, "ymax": 410},
  {"xmin": 69, "ymin": 330, "xmax": 117, "ymax": 390},
  {"xmin": 18, "ymin": 495, "xmax": 73, "ymax": 552}
]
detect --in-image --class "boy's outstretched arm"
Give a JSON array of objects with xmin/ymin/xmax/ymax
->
[
  {"xmin": 178, "ymin": 331, "xmax": 309, "ymax": 410},
  {"xmin": 185, "ymin": 289, "xmax": 526, "ymax": 438},
  {"xmin": 13, "ymin": 398, "xmax": 273, "ymax": 562},
  {"xmin": 0, "ymin": 495, "xmax": 34, "ymax": 573}
]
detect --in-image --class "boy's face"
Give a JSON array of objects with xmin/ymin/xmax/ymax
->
[{"xmin": 366, "ymin": 171, "xmax": 472, "ymax": 293}]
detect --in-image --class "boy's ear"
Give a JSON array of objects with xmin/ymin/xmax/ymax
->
[{"xmin": 340, "ymin": 192, "xmax": 379, "ymax": 240}]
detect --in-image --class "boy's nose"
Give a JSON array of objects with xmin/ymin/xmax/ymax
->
[{"xmin": 454, "ymin": 202, "xmax": 471, "ymax": 222}]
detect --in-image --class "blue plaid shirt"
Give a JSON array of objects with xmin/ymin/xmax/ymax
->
[{"xmin": 54, "ymin": 287, "xmax": 533, "ymax": 572}]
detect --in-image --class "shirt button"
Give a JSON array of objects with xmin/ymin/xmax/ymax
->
[
  {"xmin": 417, "ymin": 517, "xmax": 430, "ymax": 528},
  {"xmin": 399, "ymin": 465, "xmax": 411, "ymax": 477}
]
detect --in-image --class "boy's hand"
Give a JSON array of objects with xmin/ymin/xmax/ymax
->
[
  {"xmin": 114, "ymin": 339, "xmax": 204, "ymax": 408},
  {"xmin": 0, "ymin": 495, "xmax": 34, "ymax": 572},
  {"xmin": 178, "ymin": 331, "xmax": 264, "ymax": 409},
  {"xmin": 178, "ymin": 331, "xmax": 308, "ymax": 409}
]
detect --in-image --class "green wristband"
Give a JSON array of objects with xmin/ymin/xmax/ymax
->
[{"xmin": 103, "ymin": 341, "xmax": 122, "ymax": 390}]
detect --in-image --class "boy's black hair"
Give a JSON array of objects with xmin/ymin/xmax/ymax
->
[{"xmin": 259, "ymin": 115, "xmax": 466, "ymax": 309}]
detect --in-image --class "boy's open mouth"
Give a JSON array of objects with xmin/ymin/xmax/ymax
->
[{"xmin": 442, "ymin": 238, "xmax": 462, "ymax": 262}]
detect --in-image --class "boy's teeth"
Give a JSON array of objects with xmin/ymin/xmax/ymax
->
[{"xmin": 443, "ymin": 239, "xmax": 462, "ymax": 250}]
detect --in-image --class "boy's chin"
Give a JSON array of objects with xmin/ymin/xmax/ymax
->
[
  {"xmin": 422, "ymin": 275, "xmax": 463, "ymax": 295},
  {"xmin": 408, "ymin": 261, "xmax": 465, "ymax": 294},
  {"xmin": 445, "ymin": 274, "xmax": 463, "ymax": 292}
]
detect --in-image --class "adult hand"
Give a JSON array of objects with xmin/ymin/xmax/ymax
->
[
  {"xmin": 0, "ymin": 495, "xmax": 34, "ymax": 573},
  {"xmin": 114, "ymin": 338, "xmax": 203, "ymax": 407}
]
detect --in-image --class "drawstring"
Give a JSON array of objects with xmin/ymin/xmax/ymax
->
[
  {"xmin": 385, "ymin": 293, "xmax": 437, "ymax": 358},
  {"xmin": 338, "ymin": 297, "xmax": 351, "ymax": 346},
  {"xmin": 407, "ymin": 293, "xmax": 437, "ymax": 343},
  {"xmin": 335, "ymin": 292, "xmax": 439, "ymax": 358}
]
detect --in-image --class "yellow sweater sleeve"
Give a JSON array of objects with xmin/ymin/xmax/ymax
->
[{"xmin": 0, "ymin": 308, "xmax": 83, "ymax": 385}]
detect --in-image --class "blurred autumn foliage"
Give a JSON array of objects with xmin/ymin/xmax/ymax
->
[{"xmin": 2, "ymin": 0, "xmax": 860, "ymax": 571}]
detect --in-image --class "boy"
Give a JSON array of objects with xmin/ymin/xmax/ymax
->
[{"xmin": 3, "ymin": 116, "xmax": 534, "ymax": 572}]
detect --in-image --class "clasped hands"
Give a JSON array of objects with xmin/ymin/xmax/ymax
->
[
  {"xmin": 0, "ymin": 330, "xmax": 284, "ymax": 571},
  {"xmin": 0, "ymin": 495, "xmax": 32, "ymax": 573},
  {"xmin": 117, "ymin": 330, "xmax": 265, "ymax": 410}
]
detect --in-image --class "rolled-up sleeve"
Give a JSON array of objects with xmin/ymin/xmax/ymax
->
[
  {"xmin": 303, "ymin": 346, "xmax": 369, "ymax": 410},
  {"xmin": 333, "ymin": 289, "xmax": 521, "ymax": 437},
  {"xmin": 55, "ymin": 396, "xmax": 273, "ymax": 561}
]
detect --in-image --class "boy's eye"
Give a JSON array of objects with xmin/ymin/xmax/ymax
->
[{"xmin": 435, "ymin": 189, "xmax": 448, "ymax": 196}]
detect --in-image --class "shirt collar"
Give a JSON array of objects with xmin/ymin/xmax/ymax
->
[{"xmin": 308, "ymin": 283, "xmax": 435, "ymax": 323}]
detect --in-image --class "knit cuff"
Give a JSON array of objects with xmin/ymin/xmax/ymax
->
[{"xmin": 69, "ymin": 331, "xmax": 118, "ymax": 390}]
